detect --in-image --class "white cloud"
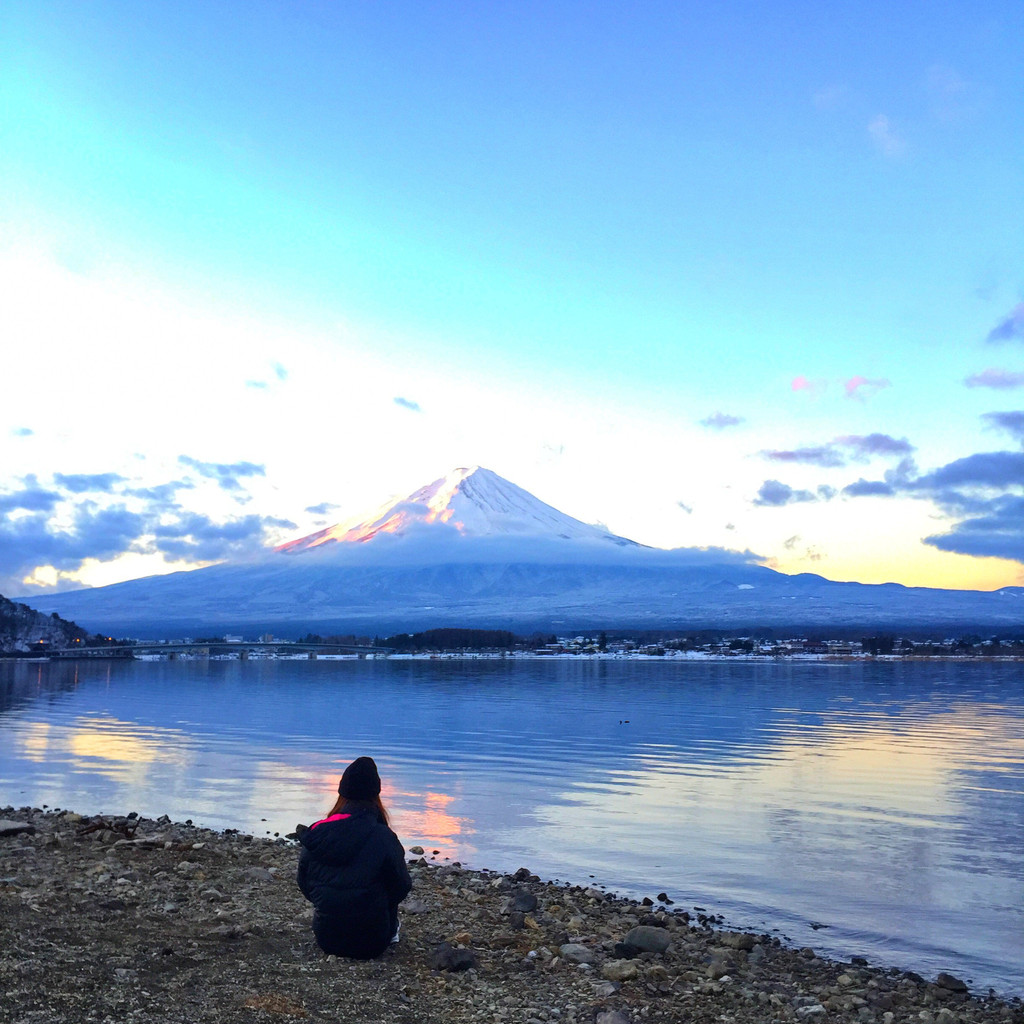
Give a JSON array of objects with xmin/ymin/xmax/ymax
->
[
  {"xmin": 812, "ymin": 84, "xmax": 850, "ymax": 111},
  {"xmin": 867, "ymin": 115, "xmax": 906, "ymax": 158}
]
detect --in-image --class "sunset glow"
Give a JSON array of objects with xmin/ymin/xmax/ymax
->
[
  {"xmin": 2, "ymin": 3, "xmax": 1023, "ymax": 596},
  {"xmin": 392, "ymin": 790, "xmax": 472, "ymax": 862}
]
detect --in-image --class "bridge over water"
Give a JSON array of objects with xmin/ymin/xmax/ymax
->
[{"xmin": 40, "ymin": 640, "xmax": 393, "ymax": 660}]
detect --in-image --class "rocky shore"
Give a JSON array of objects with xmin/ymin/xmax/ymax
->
[{"xmin": 1, "ymin": 808, "xmax": 1020, "ymax": 1024}]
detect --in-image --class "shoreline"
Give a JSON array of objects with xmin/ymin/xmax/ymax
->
[
  {"xmin": 6, "ymin": 651, "xmax": 1024, "ymax": 663},
  {"xmin": 1, "ymin": 807, "xmax": 1020, "ymax": 1024}
]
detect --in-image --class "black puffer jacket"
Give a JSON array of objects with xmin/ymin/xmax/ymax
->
[{"xmin": 297, "ymin": 806, "xmax": 412, "ymax": 959}]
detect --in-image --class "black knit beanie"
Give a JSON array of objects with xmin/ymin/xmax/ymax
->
[{"xmin": 339, "ymin": 756, "xmax": 381, "ymax": 799}]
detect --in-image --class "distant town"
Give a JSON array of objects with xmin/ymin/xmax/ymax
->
[{"xmin": 10, "ymin": 626, "xmax": 1024, "ymax": 661}]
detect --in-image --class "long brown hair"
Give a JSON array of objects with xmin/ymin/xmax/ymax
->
[{"xmin": 326, "ymin": 794, "xmax": 390, "ymax": 828}]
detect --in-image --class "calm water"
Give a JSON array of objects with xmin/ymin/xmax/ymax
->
[{"xmin": 1, "ymin": 657, "xmax": 1022, "ymax": 994}]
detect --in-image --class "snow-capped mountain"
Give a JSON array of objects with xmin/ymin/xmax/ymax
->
[
  {"xmin": 23, "ymin": 467, "xmax": 1024, "ymax": 637},
  {"xmin": 277, "ymin": 466, "xmax": 640, "ymax": 553}
]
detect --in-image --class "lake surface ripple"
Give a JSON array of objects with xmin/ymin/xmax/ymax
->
[{"xmin": 1, "ymin": 657, "xmax": 1021, "ymax": 994}]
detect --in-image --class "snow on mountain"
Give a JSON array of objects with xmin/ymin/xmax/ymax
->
[
  {"xmin": 277, "ymin": 466, "xmax": 639, "ymax": 553},
  {"xmin": 20, "ymin": 467, "xmax": 1024, "ymax": 637}
]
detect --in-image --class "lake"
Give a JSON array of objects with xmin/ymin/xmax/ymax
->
[{"xmin": 1, "ymin": 656, "xmax": 1021, "ymax": 995}]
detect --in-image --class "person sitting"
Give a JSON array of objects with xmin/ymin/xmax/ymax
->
[{"xmin": 297, "ymin": 756, "xmax": 411, "ymax": 959}]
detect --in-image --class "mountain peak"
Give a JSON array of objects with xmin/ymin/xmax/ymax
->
[{"xmin": 277, "ymin": 466, "xmax": 636, "ymax": 554}]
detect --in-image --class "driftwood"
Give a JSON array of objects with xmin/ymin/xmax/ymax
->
[{"xmin": 76, "ymin": 815, "xmax": 142, "ymax": 839}]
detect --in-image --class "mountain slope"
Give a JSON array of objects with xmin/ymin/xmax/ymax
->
[
  {"xmin": 19, "ymin": 467, "xmax": 1024, "ymax": 637},
  {"xmin": 0, "ymin": 593, "xmax": 90, "ymax": 653}
]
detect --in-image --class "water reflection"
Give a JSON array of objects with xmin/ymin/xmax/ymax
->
[{"xmin": 0, "ymin": 657, "xmax": 1021, "ymax": 992}]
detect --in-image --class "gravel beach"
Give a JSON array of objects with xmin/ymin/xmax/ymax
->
[{"xmin": 1, "ymin": 807, "xmax": 1020, "ymax": 1024}]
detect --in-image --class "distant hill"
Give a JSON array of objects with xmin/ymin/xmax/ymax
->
[
  {"xmin": 0, "ymin": 593, "xmax": 91, "ymax": 653},
  {"xmin": 21, "ymin": 467, "xmax": 1024, "ymax": 638}
]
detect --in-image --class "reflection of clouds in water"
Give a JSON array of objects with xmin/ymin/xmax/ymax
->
[
  {"xmin": 67, "ymin": 717, "xmax": 190, "ymax": 770},
  {"xmin": 17, "ymin": 721, "xmax": 52, "ymax": 762},
  {"xmin": 8, "ymin": 706, "xmax": 476, "ymax": 860},
  {"xmin": 2, "ymin": 713, "xmax": 200, "ymax": 817},
  {"xmin": 179, "ymin": 756, "xmax": 475, "ymax": 858},
  {"xmin": 557, "ymin": 703, "xmax": 1023, "ymax": 825},
  {"xmin": 762, "ymin": 705, "xmax": 1024, "ymax": 828},
  {"xmin": 182, "ymin": 757, "xmax": 329, "ymax": 835},
  {"xmin": 751, "ymin": 705, "xmax": 1024, "ymax": 952},
  {"xmin": 534, "ymin": 702, "xmax": 1023, "ymax": 926},
  {"xmin": 392, "ymin": 789, "xmax": 473, "ymax": 861},
  {"xmin": 13, "ymin": 715, "xmax": 193, "ymax": 783},
  {"xmin": 545, "ymin": 702, "xmax": 1021, "ymax": 824}
]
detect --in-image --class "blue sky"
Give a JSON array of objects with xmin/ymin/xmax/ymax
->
[{"xmin": 2, "ymin": 1, "xmax": 1023, "ymax": 597}]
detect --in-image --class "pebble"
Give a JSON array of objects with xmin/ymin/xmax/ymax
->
[
  {"xmin": 602, "ymin": 960, "xmax": 640, "ymax": 983},
  {"xmin": 243, "ymin": 866, "xmax": 275, "ymax": 882},
  {"xmin": 721, "ymin": 931, "xmax": 758, "ymax": 951},
  {"xmin": 622, "ymin": 925, "xmax": 671, "ymax": 954},
  {"xmin": 0, "ymin": 820, "xmax": 37, "ymax": 838},
  {"xmin": 511, "ymin": 888, "xmax": 538, "ymax": 913},
  {"xmin": 596, "ymin": 1012, "xmax": 632, "ymax": 1024},
  {"xmin": 796, "ymin": 1004, "xmax": 827, "ymax": 1018},
  {"xmin": 559, "ymin": 943, "xmax": 596, "ymax": 965},
  {"xmin": 430, "ymin": 942, "xmax": 478, "ymax": 972}
]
